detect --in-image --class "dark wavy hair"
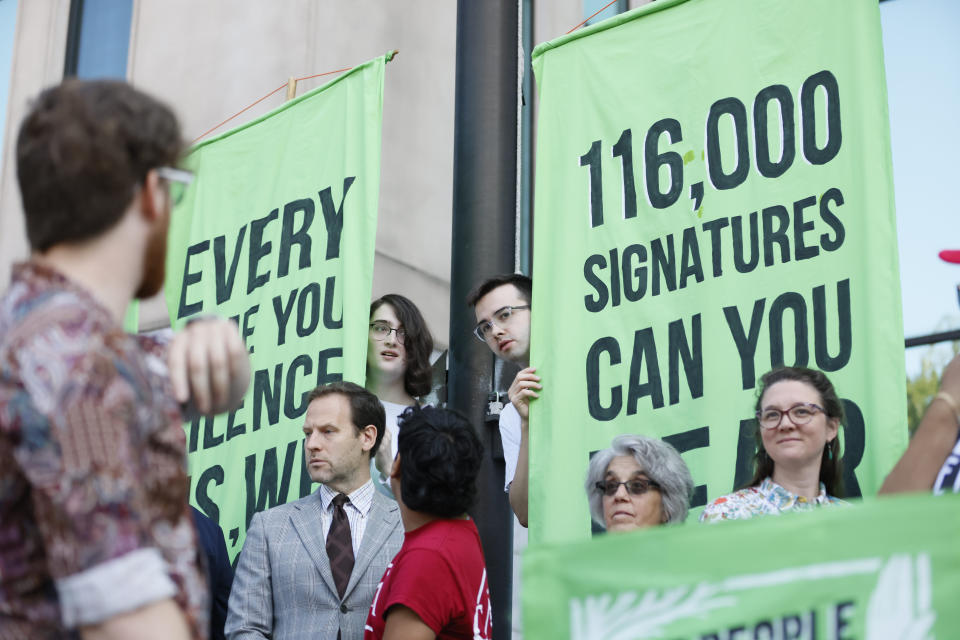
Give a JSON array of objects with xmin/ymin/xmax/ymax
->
[
  {"xmin": 17, "ymin": 79, "xmax": 182, "ymax": 251},
  {"xmin": 369, "ymin": 294, "xmax": 434, "ymax": 398},
  {"xmin": 748, "ymin": 367, "xmax": 845, "ymax": 497},
  {"xmin": 465, "ymin": 273, "xmax": 532, "ymax": 307},
  {"xmin": 395, "ymin": 406, "xmax": 483, "ymax": 517},
  {"xmin": 306, "ymin": 381, "xmax": 386, "ymax": 458}
]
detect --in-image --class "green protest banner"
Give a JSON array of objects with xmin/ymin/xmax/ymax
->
[
  {"xmin": 523, "ymin": 494, "xmax": 960, "ymax": 639},
  {"xmin": 164, "ymin": 54, "xmax": 388, "ymax": 557},
  {"xmin": 529, "ymin": 0, "xmax": 905, "ymax": 544}
]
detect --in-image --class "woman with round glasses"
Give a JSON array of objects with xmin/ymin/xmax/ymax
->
[
  {"xmin": 585, "ymin": 434, "xmax": 694, "ymax": 532},
  {"xmin": 700, "ymin": 366, "xmax": 847, "ymax": 523},
  {"xmin": 366, "ymin": 294, "xmax": 434, "ymax": 494}
]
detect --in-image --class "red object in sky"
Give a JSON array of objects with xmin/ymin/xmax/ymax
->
[{"xmin": 939, "ymin": 250, "xmax": 960, "ymax": 264}]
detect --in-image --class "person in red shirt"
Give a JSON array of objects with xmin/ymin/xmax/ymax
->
[{"xmin": 364, "ymin": 406, "xmax": 491, "ymax": 640}]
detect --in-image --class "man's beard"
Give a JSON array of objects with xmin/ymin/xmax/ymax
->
[{"xmin": 135, "ymin": 216, "xmax": 169, "ymax": 300}]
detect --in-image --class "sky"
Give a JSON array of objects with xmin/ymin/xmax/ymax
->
[{"xmin": 880, "ymin": 0, "xmax": 960, "ymax": 376}]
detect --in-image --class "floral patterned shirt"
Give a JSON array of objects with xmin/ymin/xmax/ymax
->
[
  {"xmin": 0, "ymin": 262, "xmax": 208, "ymax": 639},
  {"xmin": 699, "ymin": 476, "xmax": 846, "ymax": 523}
]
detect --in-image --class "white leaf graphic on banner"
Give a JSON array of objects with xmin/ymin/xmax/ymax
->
[
  {"xmin": 569, "ymin": 585, "xmax": 735, "ymax": 640},
  {"xmin": 866, "ymin": 554, "xmax": 935, "ymax": 640}
]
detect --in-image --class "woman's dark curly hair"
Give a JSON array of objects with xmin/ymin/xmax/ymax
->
[
  {"xmin": 396, "ymin": 406, "xmax": 483, "ymax": 517},
  {"xmin": 747, "ymin": 366, "xmax": 845, "ymax": 497},
  {"xmin": 369, "ymin": 294, "xmax": 434, "ymax": 398}
]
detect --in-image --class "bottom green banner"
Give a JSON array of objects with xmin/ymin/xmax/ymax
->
[{"xmin": 523, "ymin": 494, "xmax": 960, "ymax": 639}]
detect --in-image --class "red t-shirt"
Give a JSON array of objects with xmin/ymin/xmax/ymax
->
[{"xmin": 364, "ymin": 517, "xmax": 491, "ymax": 640}]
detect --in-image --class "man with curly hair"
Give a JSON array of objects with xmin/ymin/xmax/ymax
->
[{"xmin": 364, "ymin": 406, "xmax": 491, "ymax": 640}]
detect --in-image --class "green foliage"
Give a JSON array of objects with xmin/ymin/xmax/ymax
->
[{"xmin": 906, "ymin": 342, "xmax": 959, "ymax": 434}]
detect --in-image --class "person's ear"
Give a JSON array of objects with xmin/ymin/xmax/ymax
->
[
  {"xmin": 826, "ymin": 417, "xmax": 839, "ymax": 442},
  {"xmin": 359, "ymin": 424, "xmax": 377, "ymax": 453},
  {"xmin": 139, "ymin": 169, "xmax": 166, "ymax": 222}
]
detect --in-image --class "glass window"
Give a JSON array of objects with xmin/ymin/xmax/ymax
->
[{"xmin": 64, "ymin": 0, "xmax": 133, "ymax": 79}]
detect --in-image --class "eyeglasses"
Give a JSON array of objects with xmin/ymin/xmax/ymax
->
[
  {"xmin": 155, "ymin": 166, "xmax": 194, "ymax": 206},
  {"xmin": 472, "ymin": 305, "xmax": 530, "ymax": 342},
  {"xmin": 369, "ymin": 322, "xmax": 406, "ymax": 345},
  {"xmin": 756, "ymin": 402, "xmax": 825, "ymax": 429},
  {"xmin": 595, "ymin": 477, "xmax": 661, "ymax": 497}
]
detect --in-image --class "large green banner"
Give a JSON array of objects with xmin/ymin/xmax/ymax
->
[
  {"xmin": 529, "ymin": 0, "xmax": 905, "ymax": 544},
  {"xmin": 164, "ymin": 55, "xmax": 386, "ymax": 558},
  {"xmin": 523, "ymin": 494, "xmax": 960, "ymax": 639}
]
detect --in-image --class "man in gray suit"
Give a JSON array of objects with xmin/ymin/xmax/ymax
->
[{"xmin": 226, "ymin": 381, "xmax": 404, "ymax": 639}]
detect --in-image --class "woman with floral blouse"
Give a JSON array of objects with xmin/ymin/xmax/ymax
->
[{"xmin": 700, "ymin": 367, "xmax": 847, "ymax": 523}]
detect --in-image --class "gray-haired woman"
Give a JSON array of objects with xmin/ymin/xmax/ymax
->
[{"xmin": 585, "ymin": 434, "xmax": 695, "ymax": 532}]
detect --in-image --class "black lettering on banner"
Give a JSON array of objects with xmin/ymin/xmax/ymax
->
[
  {"xmin": 627, "ymin": 328, "xmax": 664, "ymax": 413},
  {"xmin": 278, "ymin": 198, "xmax": 314, "ymax": 278},
  {"xmin": 706, "ymin": 97, "xmax": 749, "ymax": 190},
  {"xmin": 813, "ymin": 279, "xmax": 851, "ymax": 371},
  {"xmin": 668, "ymin": 314, "xmax": 703, "ymax": 405},
  {"xmin": 315, "ymin": 348, "xmax": 343, "ymax": 386},
  {"xmin": 227, "ymin": 399, "xmax": 246, "ymax": 441},
  {"xmin": 662, "ymin": 426, "xmax": 709, "ymax": 507},
  {"xmin": 214, "ymin": 226, "xmax": 247, "ymax": 304},
  {"xmin": 296, "ymin": 282, "xmax": 322, "ymax": 337},
  {"xmin": 322, "ymin": 275, "xmax": 343, "ymax": 329},
  {"xmin": 754, "ymin": 84, "xmax": 795, "ymax": 179},
  {"xmin": 834, "ymin": 601, "xmax": 855, "ymax": 640},
  {"xmin": 580, "ymin": 140, "xmax": 604, "ymax": 228},
  {"xmin": 202, "ymin": 414, "xmax": 223, "ymax": 450},
  {"xmin": 608, "ymin": 248, "xmax": 621, "ymax": 308},
  {"xmin": 196, "ymin": 465, "xmax": 225, "ymax": 524},
  {"xmin": 753, "ymin": 620, "xmax": 775, "ymax": 640},
  {"xmin": 622, "ymin": 244, "xmax": 647, "ymax": 302},
  {"xmin": 187, "ymin": 415, "xmax": 201, "ymax": 453},
  {"xmin": 651, "ymin": 235, "xmax": 677, "ymax": 296},
  {"xmin": 644, "ymin": 118, "xmax": 683, "ymax": 209},
  {"xmin": 586, "ymin": 337, "xmax": 622, "ymax": 421},
  {"xmin": 727, "ymin": 626, "xmax": 747, "ymax": 640},
  {"xmin": 701, "ymin": 217, "xmax": 729, "ymax": 278},
  {"xmin": 611, "ymin": 128, "xmax": 638, "ymax": 220},
  {"xmin": 819, "ymin": 187, "xmax": 846, "ymax": 251},
  {"xmin": 761, "ymin": 205, "xmax": 790, "ymax": 267},
  {"xmin": 732, "ymin": 211, "xmax": 760, "ymax": 273},
  {"xmin": 177, "ymin": 240, "xmax": 209, "ymax": 319},
  {"xmin": 841, "ymin": 399, "xmax": 864, "ymax": 498},
  {"xmin": 285, "ymin": 355, "xmax": 312, "ymax": 419},
  {"xmin": 792, "ymin": 195, "xmax": 819, "ymax": 261},
  {"xmin": 272, "ymin": 290, "xmax": 296, "ymax": 346},
  {"xmin": 247, "ymin": 208, "xmax": 279, "ymax": 295},
  {"xmin": 769, "ymin": 291, "xmax": 808, "ymax": 368},
  {"xmin": 801, "ymin": 70, "xmax": 842, "ymax": 165},
  {"xmin": 244, "ymin": 438, "xmax": 300, "ymax": 527},
  {"xmin": 253, "ymin": 364, "xmax": 282, "ymax": 431},
  {"xmin": 241, "ymin": 304, "xmax": 259, "ymax": 353},
  {"xmin": 733, "ymin": 417, "xmax": 757, "ymax": 490},
  {"xmin": 724, "ymin": 299, "xmax": 766, "ymax": 390},
  {"xmin": 782, "ymin": 614, "xmax": 803, "ymax": 640},
  {"xmin": 679, "ymin": 227, "xmax": 705, "ymax": 289},
  {"xmin": 583, "ymin": 254, "xmax": 608, "ymax": 312},
  {"xmin": 317, "ymin": 177, "xmax": 354, "ymax": 260}
]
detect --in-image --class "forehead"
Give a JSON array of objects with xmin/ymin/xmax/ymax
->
[
  {"xmin": 605, "ymin": 454, "xmax": 646, "ymax": 478},
  {"xmin": 474, "ymin": 284, "xmax": 526, "ymax": 319},
  {"xmin": 371, "ymin": 303, "xmax": 400, "ymax": 326},
  {"xmin": 761, "ymin": 379, "xmax": 822, "ymax": 407},
  {"xmin": 305, "ymin": 393, "xmax": 354, "ymax": 427}
]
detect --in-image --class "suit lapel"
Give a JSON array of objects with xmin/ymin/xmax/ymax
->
[
  {"xmin": 345, "ymin": 491, "xmax": 400, "ymax": 597},
  {"xmin": 290, "ymin": 490, "xmax": 340, "ymax": 598}
]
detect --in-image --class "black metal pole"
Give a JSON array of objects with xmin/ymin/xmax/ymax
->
[{"xmin": 449, "ymin": 2, "xmax": 519, "ymax": 638}]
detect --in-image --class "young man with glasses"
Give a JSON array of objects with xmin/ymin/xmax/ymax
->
[
  {"xmin": 0, "ymin": 79, "xmax": 250, "ymax": 639},
  {"xmin": 467, "ymin": 274, "xmax": 539, "ymax": 527}
]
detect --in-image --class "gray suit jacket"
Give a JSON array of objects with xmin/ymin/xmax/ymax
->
[{"xmin": 225, "ymin": 488, "xmax": 403, "ymax": 639}]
